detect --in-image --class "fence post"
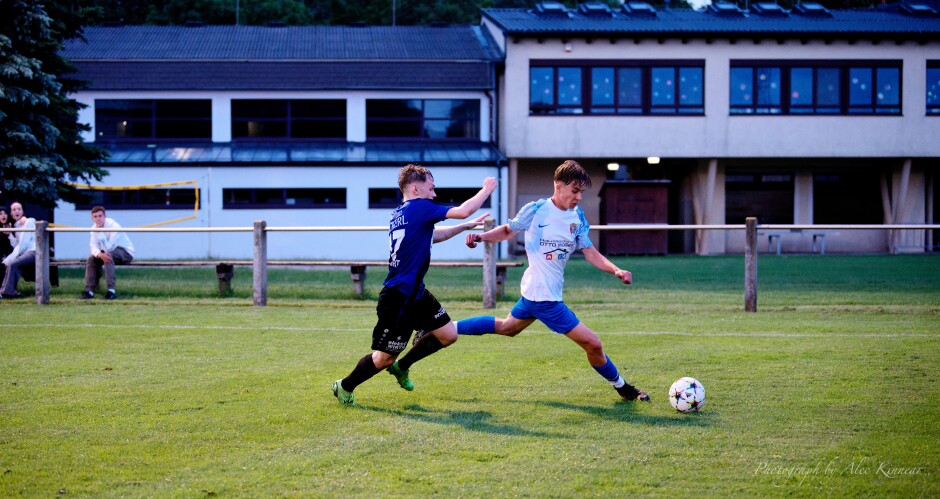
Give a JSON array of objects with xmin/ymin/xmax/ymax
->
[
  {"xmin": 482, "ymin": 218, "xmax": 496, "ymax": 309},
  {"xmin": 35, "ymin": 221, "xmax": 50, "ymax": 305},
  {"xmin": 745, "ymin": 217, "xmax": 758, "ymax": 312},
  {"xmin": 253, "ymin": 220, "xmax": 267, "ymax": 306}
]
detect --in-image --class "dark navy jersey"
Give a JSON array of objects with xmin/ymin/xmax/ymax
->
[{"xmin": 383, "ymin": 198, "xmax": 451, "ymax": 300}]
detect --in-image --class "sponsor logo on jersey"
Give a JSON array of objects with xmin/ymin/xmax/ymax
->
[{"xmin": 544, "ymin": 248, "xmax": 569, "ymax": 261}]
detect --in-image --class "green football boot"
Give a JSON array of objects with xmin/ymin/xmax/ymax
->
[
  {"xmin": 387, "ymin": 360, "xmax": 414, "ymax": 391},
  {"xmin": 332, "ymin": 380, "xmax": 355, "ymax": 406}
]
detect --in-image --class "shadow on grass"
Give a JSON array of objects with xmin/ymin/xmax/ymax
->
[
  {"xmin": 532, "ymin": 400, "xmax": 714, "ymax": 427},
  {"xmin": 359, "ymin": 403, "xmax": 562, "ymax": 438}
]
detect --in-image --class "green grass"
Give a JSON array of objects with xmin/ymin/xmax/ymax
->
[{"xmin": 1, "ymin": 255, "xmax": 938, "ymax": 496}]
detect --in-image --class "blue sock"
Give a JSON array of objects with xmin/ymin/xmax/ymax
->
[
  {"xmin": 592, "ymin": 355, "xmax": 624, "ymax": 386},
  {"xmin": 456, "ymin": 316, "xmax": 496, "ymax": 335}
]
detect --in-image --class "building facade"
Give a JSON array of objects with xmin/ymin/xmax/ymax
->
[
  {"xmin": 56, "ymin": 25, "xmax": 506, "ymax": 260},
  {"xmin": 55, "ymin": 3, "xmax": 940, "ymax": 258},
  {"xmin": 482, "ymin": 1, "xmax": 940, "ymax": 255}
]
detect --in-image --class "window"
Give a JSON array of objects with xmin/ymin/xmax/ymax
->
[
  {"xmin": 222, "ymin": 188, "xmax": 346, "ymax": 209},
  {"xmin": 95, "ymin": 100, "xmax": 212, "ymax": 140},
  {"xmin": 530, "ymin": 61, "xmax": 704, "ymax": 115},
  {"xmin": 725, "ymin": 173, "xmax": 794, "ymax": 224},
  {"xmin": 813, "ymin": 173, "xmax": 883, "ymax": 224},
  {"xmin": 730, "ymin": 61, "xmax": 902, "ymax": 115},
  {"xmin": 368, "ymin": 188, "xmax": 491, "ymax": 210},
  {"xmin": 928, "ymin": 61, "xmax": 940, "ymax": 115},
  {"xmin": 366, "ymin": 100, "xmax": 480, "ymax": 139},
  {"xmin": 232, "ymin": 99, "xmax": 346, "ymax": 139},
  {"xmin": 75, "ymin": 188, "xmax": 200, "ymax": 210}
]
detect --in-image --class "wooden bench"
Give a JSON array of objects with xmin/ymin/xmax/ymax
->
[{"xmin": 51, "ymin": 260, "xmax": 524, "ymax": 298}]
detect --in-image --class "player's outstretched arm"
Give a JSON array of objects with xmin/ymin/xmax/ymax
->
[
  {"xmin": 466, "ymin": 224, "xmax": 516, "ymax": 249},
  {"xmin": 582, "ymin": 246, "xmax": 632, "ymax": 285},
  {"xmin": 433, "ymin": 212, "xmax": 490, "ymax": 244},
  {"xmin": 446, "ymin": 177, "xmax": 497, "ymax": 220}
]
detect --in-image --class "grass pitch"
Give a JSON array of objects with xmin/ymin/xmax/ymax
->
[{"xmin": 1, "ymin": 255, "xmax": 938, "ymax": 496}]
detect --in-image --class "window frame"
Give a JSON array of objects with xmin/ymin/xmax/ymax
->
[
  {"xmin": 365, "ymin": 99, "xmax": 481, "ymax": 141},
  {"xmin": 74, "ymin": 188, "xmax": 200, "ymax": 211},
  {"xmin": 928, "ymin": 61, "xmax": 940, "ymax": 116},
  {"xmin": 529, "ymin": 60, "xmax": 706, "ymax": 116},
  {"xmin": 94, "ymin": 99, "xmax": 213, "ymax": 142},
  {"xmin": 222, "ymin": 188, "xmax": 347, "ymax": 210},
  {"xmin": 231, "ymin": 99, "xmax": 347, "ymax": 141},
  {"xmin": 729, "ymin": 60, "xmax": 903, "ymax": 116}
]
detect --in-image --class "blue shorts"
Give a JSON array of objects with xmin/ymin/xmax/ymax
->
[{"xmin": 510, "ymin": 297, "xmax": 580, "ymax": 334}]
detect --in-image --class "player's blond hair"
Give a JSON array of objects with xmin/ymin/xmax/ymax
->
[{"xmin": 398, "ymin": 164, "xmax": 433, "ymax": 192}]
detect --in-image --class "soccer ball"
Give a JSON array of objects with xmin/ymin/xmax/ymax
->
[{"xmin": 669, "ymin": 377, "xmax": 706, "ymax": 413}]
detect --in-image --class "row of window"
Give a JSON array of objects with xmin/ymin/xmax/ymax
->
[
  {"xmin": 95, "ymin": 99, "xmax": 481, "ymax": 141},
  {"xmin": 76, "ymin": 188, "xmax": 491, "ymax": 210},
  {"xmin": 531, "ymin": 60, "xmax": 940, "ymax": 116}
]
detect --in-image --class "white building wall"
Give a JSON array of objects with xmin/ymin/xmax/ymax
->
[
  {"xmin": 54, "ymin": 165, "xmax": 502, "ymax": 260},
  {"xmin": 60, "ymin": 89, "xmax": 501, "ymax": 260},
  {"xmin": 498, "ymin": 38, "xmax": 940, "ymax": 159}
]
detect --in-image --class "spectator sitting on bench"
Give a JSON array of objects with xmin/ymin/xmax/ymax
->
[
  {"xmin": 82, "ymin": 206, "xmax": 135, "ymax": 300},
  {"xmin": 0, "ymin": 207, "xmax": 13, "ymax": 262},
  {"xmin": 1, "ymin": 202, "xmax": 36, "ymax": 299}
]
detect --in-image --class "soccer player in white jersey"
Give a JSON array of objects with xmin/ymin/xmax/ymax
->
[{"xmin": 457, "ymin": 160, "xmax": 650, "ymax": 402}]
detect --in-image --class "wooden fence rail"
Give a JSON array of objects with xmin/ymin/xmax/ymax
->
[{"xmin": 11, "ymin": 221, "xmax": 938, "ymax": 310}]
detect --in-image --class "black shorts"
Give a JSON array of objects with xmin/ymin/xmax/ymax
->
[{"xmin": 372, "ymin": 287, "xmax": 451, "ymax": 354}]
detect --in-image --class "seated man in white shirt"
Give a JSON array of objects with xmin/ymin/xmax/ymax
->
[
  {"xmin": 83, "ymin": 205, "xmax": 135, "ymax": 300},
  {"xmin": 1, "ymin": 202, "xmax": 36, "ymax": 299}
]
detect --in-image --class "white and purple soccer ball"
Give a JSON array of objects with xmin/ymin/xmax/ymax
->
[{"xmin": 668, "ymin": 377, "xmax": 706, "ymax": 413}]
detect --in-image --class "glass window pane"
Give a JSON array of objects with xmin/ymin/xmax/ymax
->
[
  {"xmin": 291, "ymin": 120, "xmax": 345, "ymax": 138},
  {"xmin": 557, "ymin": 67, "xmax": 582, "ymax": 106},
  {"xmin": 790, "ymin": 67, "xmax": 814, "ymax": 108},
  {"xmin": 928, "ymin": 67, "xmax": 940, "ymax": 107},
  {"xmin": 530, "ymin": 67, "xmax": 554, "ymax": 107},
  {"xmin": 679, "ymin": 67, "xmax": 703, "ymax": 106},
  {"xmin": 591, "ymin": 68, "xmax": 615, "ymax": 107},
  {"xmin": 156, "ymin": 120, "xmax": 211, "ymax": 138},
  {"xmin": 617, "ymin": 67, "xmax": 643, "ymax": 108},
  {"xmin": 756, "ymin": 67, "xmax": 781, "ymax": 107},
  {"xmin": 651, "ymin": 67, "xmax": 675, "ymax": 106},
  {"xmin": 849, "ymin": 67, "xmax": 873, "ymax": 106},
  {"xmin": 876, "ymin": 67, "xmax": 900, "ymax": 106},
  {"xmin": 730, "ymin": 68, "xmax": 753, "ymax": 106},
  {"xmin": 367, "ymin": 100, "xmax": 422, "ymax": 118},
  {"xmin": 291, "ymin": 99, "xmax": 345, "ymax": 119},
  {"xmin": 232, "ymin": 100, "xmax": 288, "ymax": 119},
  {"xmin": 817, "ymin": 68, "xmax": 841, "ymax": 108},
  {"xmin": 156, "ymin": 100, "xmax": 211, "ymax": 119}
]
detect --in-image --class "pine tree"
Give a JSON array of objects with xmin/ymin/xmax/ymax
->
[{"xmin": 0, "ymin": 0, "xmax": 107, "ymax": 210}]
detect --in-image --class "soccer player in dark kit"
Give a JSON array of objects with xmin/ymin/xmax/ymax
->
[{"xmin": 333, "ymin": 164, "xmax": 497, "ymax": 405}]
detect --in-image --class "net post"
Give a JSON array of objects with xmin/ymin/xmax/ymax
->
[
  {"xmin": 483, "ymin": 218, "xmax": 496, "ymax": 309},
  {"xmin": 253, "ymin": 220, "xmax": 267, "ymax": 306},
  {"xmin": 35, "ymin": 221, "xmax": 50, "ymax": 305},
  {"xmin": 745, "ymin": 217, "xmax": 758, "ymax": 313}
]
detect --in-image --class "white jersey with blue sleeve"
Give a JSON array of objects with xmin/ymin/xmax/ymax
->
[{"xmin": 508, "ymin": 198, "xmax": 593, "ymax": 302}]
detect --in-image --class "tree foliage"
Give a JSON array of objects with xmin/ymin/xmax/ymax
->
[{"xmin": 0, "ymin": 0, "xmax": 107, "ymax": 210}]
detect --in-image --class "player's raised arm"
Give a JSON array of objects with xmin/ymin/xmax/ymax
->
[
  {"xmin": 445, "ymin": 177, "xmax": 497, "ymax": 220},
  {"xmin": 581, "ymin": 246, "xmax": 632, "ymax": 285},
  {"xmin": 433, "ymin": 212, "xmax": 490, "ymax": 244}
]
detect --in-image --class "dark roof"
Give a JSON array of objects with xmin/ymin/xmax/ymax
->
[
  {"xmin": 482, "ymin": 4, "xmax": 940, "ymax": 40},
  {"xmin": 97, "ymin": 141, "xmax": 507, "ymax": 166},
  {"xmin": 63, "ymin": 25, "xmax": 500, "ymax": 90},
  {"xmin": 72, "ymin": 61, "xmax": 494, "ymax": 90},
  {"xmin": 63, "ymin": 25, "xmax": 500, "ymax": 60}
]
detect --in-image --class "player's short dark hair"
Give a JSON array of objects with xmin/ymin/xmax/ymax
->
[
  {"xmin": 398, "ymin": 164, "xmax": 433, "ymax": 192},
  {"xmin": 554, "ymin": 160, "xmax": 592, "ymax": 189},
  {"xmin": 91, "ymin": 205, "xmax": 106, "ymax": 215}
]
